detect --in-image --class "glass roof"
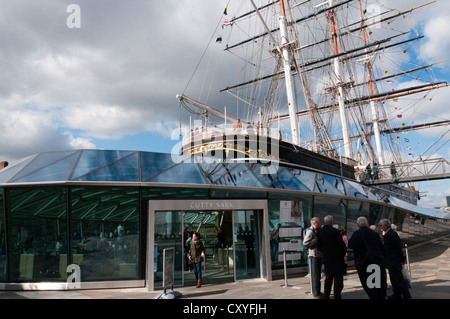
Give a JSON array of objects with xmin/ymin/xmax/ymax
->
[{"xmin": 0, "ymin": 149, "xmax": 448, "ymax": 219}]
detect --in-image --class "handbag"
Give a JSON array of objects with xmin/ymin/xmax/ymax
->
[{"xmin": 402, "ymin": 265, "xmax": 412, "ymax": 288}]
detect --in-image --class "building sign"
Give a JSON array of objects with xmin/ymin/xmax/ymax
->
[{"xmin": 188, "ymin": 200, "xmax": 235, "ymax": 210}]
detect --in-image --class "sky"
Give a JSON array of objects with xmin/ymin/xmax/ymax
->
[{"xmin": 0, "ymin": 0, "xmax": 448, "ymax": 208}]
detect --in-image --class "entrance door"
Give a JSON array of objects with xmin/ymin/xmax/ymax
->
[
  {"xmin": 148, "ymin": 200, "xmax": 270, "ymax": 291},
  {"xmin": 183, "ymin": 210, "xmax": 234, "ymax": 286}
]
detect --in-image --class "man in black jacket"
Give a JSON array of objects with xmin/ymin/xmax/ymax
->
[
  {"xmin": 348, "ymin": 216, "xmax": 387, "ymax": 299},
  {"xmin": 379, "ymin": 219, "xmax": 411, "ymax": 299},
  {"xmin": 317, "ymin": 215, "xmax": 347, "ymax": 299}
]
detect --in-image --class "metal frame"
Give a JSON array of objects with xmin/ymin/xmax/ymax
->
[{"xmin": 147, "ymin": 199, "xmax": 270, "ymax": 291}]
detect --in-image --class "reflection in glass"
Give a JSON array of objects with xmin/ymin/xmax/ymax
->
[
  {"xmin": 70, "ymin": 186, "xmax": 140, "ymax": 281},
  {"xmin": 6, "ymin": 187, "xmax": 67, "ymax": 282},
  {"xmin": 153, "ymin": 211, "xmax": 182, "ymax": 288}
]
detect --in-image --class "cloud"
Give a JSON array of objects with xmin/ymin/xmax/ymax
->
[{"xmin": 0, "ymin": 108, "xmax": 94, "ymax": 162}]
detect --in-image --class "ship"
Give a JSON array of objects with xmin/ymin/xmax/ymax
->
[{"xmin": 176, "ymin": 0, "xmax": 450, "ymax": 206}]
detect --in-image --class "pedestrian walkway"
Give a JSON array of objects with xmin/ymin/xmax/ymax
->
[{"xmin": 0, "ymin": 236, "xmax": 448, "ymax": 300}]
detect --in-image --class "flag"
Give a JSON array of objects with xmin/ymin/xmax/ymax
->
[
  {"xmin": 404, "ymin": 138, "xmax": 409, "ymax": 142},
  {"xmin": 223, "ymin": 4, "xmax": 228, "ymax": 15},
  {"xmin": 400, "ymin": 123, "xmax": 405, "ymax": 126},
  {"xmin": 384, "ymin": 70, "xmax": 389, "ymax": 74},
  {"xmin": 222, "ymin": 20, "xmax": 232, "ymax": 28},
  {"xmin": 397, "ymin": 114, "xmax": 402, "ymax": 118},
  {"xmin": 215, "ymin": 36, "xmax": 222, "ymax": 43},
  {"xmin": 406, "ymin": 146, "xmax": 411, "ymax": 150},
  {"xmin": 392, "ymin": 98, "xmax": 398, "ymax": 102}
]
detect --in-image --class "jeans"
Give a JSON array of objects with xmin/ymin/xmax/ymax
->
[{"xmin": 193, "ymin": 262, "xmax": 202, "ymax": 280}]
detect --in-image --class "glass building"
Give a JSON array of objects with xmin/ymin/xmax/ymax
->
[{"xmin": 0, "ymin": 149, "xmax": 448, "ymax": 290}]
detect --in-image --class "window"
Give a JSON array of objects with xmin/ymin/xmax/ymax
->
[
  {"xmin": 6, "ymin": 187, "xmax": 67, "ymax": 282},
  {"xmin": 70, "ymin": 186, "xmax": 140, "ymax": 281}
]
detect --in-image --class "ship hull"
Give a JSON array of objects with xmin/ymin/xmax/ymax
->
[{"xmin": 181, "ymin": 133, "xmax": 355, "ymax": 179}]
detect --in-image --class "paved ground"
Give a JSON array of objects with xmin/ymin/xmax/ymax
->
[{"xmin": 0, "ymin": 236, "xmax": 448, "ymax": 300}]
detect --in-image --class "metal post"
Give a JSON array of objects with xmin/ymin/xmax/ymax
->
[
  {"xmin": 305, "ymin": 256, "xmax": 313, "ymax": 295},
  {"xmin": 404, "ymin": 244, "xmax": 411, "ymax": 279},
  {"xmin": 283, "ymin": 248, "xmax": 288, "ymax": 288}
]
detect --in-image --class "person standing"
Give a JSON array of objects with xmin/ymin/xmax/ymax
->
[
  {"xmin": 379, "ymin": 219, "xmax": 412, "ymax": 299},
  {"xmin": 303, "ymin": 217, "xmax": 323, "ymax": 298},
  {"xmin": 317, "ymin": 216, "xmax": 347, "ymax": 299},
  {"xmin": 187, "ymin": 232, "xmax": 205, "ymax": 288},
  {"xmin": 270, "ymin": 223, "xmax": 281, "ymax": 263},
  {"xmin": 348, "ymin": 216, "xmax": 387, "ymax": 299}
]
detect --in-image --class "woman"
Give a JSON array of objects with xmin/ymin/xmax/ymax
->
[{"xmin": 187, "ymin": 232, "xmax": 205, "ymax": 288}]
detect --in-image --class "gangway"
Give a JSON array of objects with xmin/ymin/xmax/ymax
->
[{"xmin": 358, "ymin": 158, "xmax": 450, "ymax": 185}]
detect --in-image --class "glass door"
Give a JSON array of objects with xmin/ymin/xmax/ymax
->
[
  {"xmin": 183, "ymin": 210, "xmax": 234, "ymax": 286},
  {"xmin": 153, "ymin": 210, "xmax": 183, "ymax": 288},
  {"xmin": 233, "ymin": 210, "xmax": 260, "ymax": 280}
]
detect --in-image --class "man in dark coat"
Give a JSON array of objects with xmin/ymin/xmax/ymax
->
[
  {"xmin": 317, "ymin": 215, "xmax": 347, "ymax": 299},
  {"xmin": 348, "ymin": 216, "xmax": 387, "ymax": 299},
  {"xmin": 379, "ymin": 219, "xmax": 411, "ymax": 299}
]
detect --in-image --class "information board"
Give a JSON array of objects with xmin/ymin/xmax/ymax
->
[{"xmin": 162, "ymin": 248, "xmax": 174, "ymax": 289}]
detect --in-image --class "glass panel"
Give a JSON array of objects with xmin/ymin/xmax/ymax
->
[
  {"xmin": 268, "ymin": 193, "xmax": 312, "ymax": 270},
  {"xmin": 271, "ymin": 168, "xmax": 309, "ymax": 191},
  {"xmin": 234, "ymin": 210, "xmax": 260, "ymax": 280},
  {"xmin": 10, "ymin": 151, "xmax": 78, "ymax": 182},
  {"xmin": 6, "ymin": 187, "xmax": 67, "ymax": 282},
  {"xmin": 140, "ymin": 152, "xmax": 179, "ymax": 181},
  {"xmin": 0, "ymin": 188, "xmax": 6, "ymax": 281},
  {"xmin": 75, "ymin": 153, "xmax": 139, "ymax": 182},
  {"xmin": 71, "ymin": 150, "xmax": 134, "ymax": 180},
  {"xmin": 142, "ymin": 187, "xmax": 209, "ymax": 199},
  {"xmin": 313, "ymin": 195, "xmax": 347, "ymax": 229},
  {"xmin": 149, "ymin": 163, "xmax": 206, "ymax": 184},
  {"xmin": 314, "ymin": 174, "xmax": 344, "ymax": 195},
  {"xmin": 0, "ymin": 154, "xmax": 37, "ymax": 183},
  {"xmin": 70, "ymin": 186, "xmax": 140, "ymax": 281},
  {"xmin": 153, "ymin": 211, "xmax": 182, "ymax": 288},
  {"xmin": 12, "ymin": 152, "xmax": 79, "ymax": 183},
  {"xmin": 347, "ymin": 200, "xmax": 370, "ymax": 237}
]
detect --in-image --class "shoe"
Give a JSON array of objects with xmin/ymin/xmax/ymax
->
[{"xmin": 196, "ymin": 279, "xmax": 202, "ymax": 288}]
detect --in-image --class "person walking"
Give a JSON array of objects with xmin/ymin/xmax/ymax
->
[
  {"xmin": 187, "ymin": 232, "xmax": 205, "ymax": 288},
  {"xmin": 348, "ymin": 216, "xmax": 387, "ymax": 299},
  {"xmin": 317, "ymin": 215, "xmax": 347, "ymax": 299},
  {"xmin": 303, "ymin": 217, "xmax": 323, "ymax": 298},
  {"xmin": 379, "ymin": 219, "xmax": 412, "ymax": 299}
]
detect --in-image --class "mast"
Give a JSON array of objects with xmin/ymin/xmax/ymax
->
[
  {"xmin": 359, "ymin": 0, "xmax": 384, "ymax": 165},
  {"xmin": 278, "ymin": 0, "xmax": 300, "ymax": 146},
  {"xmin": 328, "ymin": 0, "xmax": 353, "ymax": 159}
]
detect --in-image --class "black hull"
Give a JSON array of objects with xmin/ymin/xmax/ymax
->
[{"xmin": 181, "ymin": 133, "xmax": 355, "ymax": 180}]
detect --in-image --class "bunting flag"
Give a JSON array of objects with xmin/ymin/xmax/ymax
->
[
  {"xmin": 215, "ymin": 35, "xmax": 222, "ymax": 43},
  {"xmin": 383, "ymin": 70, "xmax": 389, "ymax": 74},
  {"xmin": 392, "ymin": 98, "xmax": 398, "ymax": 102},
  {"xmin": 400, "ymin": 123, "xmax": 405, "ymax": 126},
  {"xmin": 397, "ymin": 114, "xmax": 402, "ymax": 118},
  {"xmin": 404, "ymin": 138, "xmax": 410, "ymax": 142},
  {"xmin": 223, "ymin": 4, "xmax": 228, "ymax": 15},
  {"xmin": 406, "ymin": 146, "xmax": 411, "ymax": 150},
  {"xmin": 222, "ymin": 20, "xmax": 232, "ymax": 28}
]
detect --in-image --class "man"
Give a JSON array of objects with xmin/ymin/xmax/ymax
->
[
  {"xmin": 303, "ymin": 217, "xmax": 323, "ymax": 298},
  {"xmin": 348, "ymin": 216, "xmax": 387, "ymax": 299},
  {"xmin": 379, "ymin": 219, "xmax": 411, "ymax": 299},
  {"xmin": 317, "ymin": 215, "xmax": 347, "ymax": 299}
]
